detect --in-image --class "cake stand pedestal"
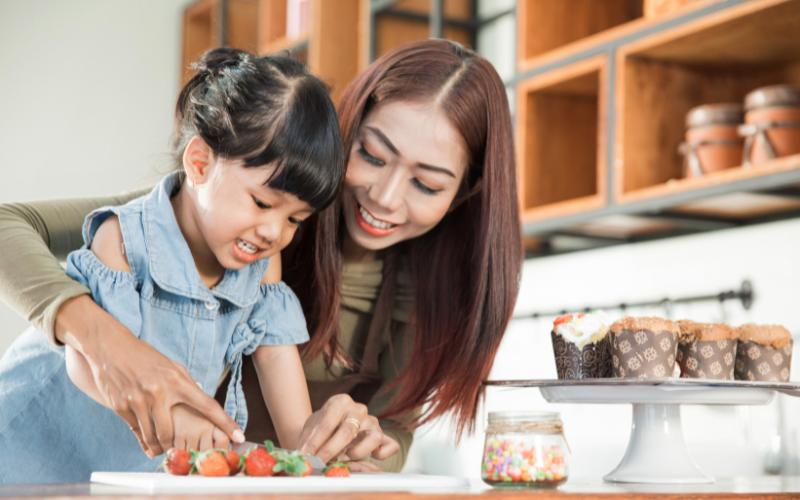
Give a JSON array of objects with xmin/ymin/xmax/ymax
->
[{"xmin": 484, "ymin": 378, "xmax": 800, "ymax": 484}]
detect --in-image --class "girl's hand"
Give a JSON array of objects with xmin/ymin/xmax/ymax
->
[
  {"xmin": 172, "ymin": 404, "xmax": 230, "ymax": 451},
  {"xmin": 56, "ymin": 295, "xmax": 244, "ymax": 458},
  {"xmin": 295, "ymin": 394, "xmax": 400, "ymax": 463}
]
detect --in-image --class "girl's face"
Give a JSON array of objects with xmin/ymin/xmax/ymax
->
[
  {"xmin": 183, "ymin": 140, "xmax": 313, "ymax": 272},
  {"xmin": 342, "ymin": 101, "xmax": 469, "ymax": 253}
]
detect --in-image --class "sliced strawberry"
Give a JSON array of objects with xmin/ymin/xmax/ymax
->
[
  {"xmin": 322, "ymin": 461, "xmax": 351, "ymax": 477},
  {"xmin": 195, "ymin": 450, "xmax": 230, "ymax": 477},
  {"xmin": 554, "ymin": 314, "xmax": 573, "ymax": 326},
  {"xmin": 224, "ymin": 450, "xmax": 241, "ymax": 476},
  {"xmin": 241, "ymin": 448, "xmax": 277, "ymax": 477},
  {"xmin": 272, "ymin": 450, "xmax": 311, "ymax": 477},
  {"xmin": 161, "ymin": 448, "xmax": 192, "ymax": 476}
]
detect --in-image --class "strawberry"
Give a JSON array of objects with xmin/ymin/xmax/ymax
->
[
  {"xmin": 161, "ymin": 448, "xmax": 192, "ymax": 476},
  {"xmin": 224, "ymin": 450, "xmax": 241, "ymax": 476},
  {"xmin": 322, "ymin": 461, "xmax": 350, "ymax": 478},
  {"xmin": 554, "ymin": 314, "xmax": 573, "ymax": 326},
  {"xmin": 273, "ymin": 449, "xmax": 311, "ymax": 477},
  {"xmin": 241, "ymin": 448, "xmax": 277, "ymax": 477},
  {"xmin": 194, "ymin": 450, "xmax": 230, "ymax": 477}
]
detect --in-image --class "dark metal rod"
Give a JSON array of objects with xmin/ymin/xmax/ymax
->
[
  {"xmin": 430, "ymin": 0, "xmax": 443, "ymax": 38},
  {"xmin": 521, "ymin": 280, "xmax": 754, "ymax": 319},
  {"xmin": 371, "ymin": 0, "xmax": 402, "ymax": 14}
]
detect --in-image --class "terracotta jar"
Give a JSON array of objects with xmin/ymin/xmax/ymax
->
[
  {"xmin": 740, "ymin": 84, "xmax": 800, "ymax": 167},
  {"xmin": 678, "ymin": 103, "xmax": 744, "ymax": 178},
  {"xmin": 644, "ymin": 0, "xmax": 705, "ymax": 18}
]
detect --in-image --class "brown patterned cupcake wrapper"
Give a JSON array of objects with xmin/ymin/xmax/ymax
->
[
  {"xmin": 609, "ymin": 328, "xmax": 678, "ymax": 378},
  {"xmin": 551, "ymin": 331, "xmax": 612, "ymax": 379},
  {"xmin": 677, "ymin": 338, "xmax": 737, "ymax": 380},
  {"xmin": 734, "ymin": 340, "xmax": 793, "ymax": 382}
]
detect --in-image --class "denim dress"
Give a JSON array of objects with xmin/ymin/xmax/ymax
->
[{"xmin": 0, "ymin": 172, "xmax": 309, "ymax": 483}]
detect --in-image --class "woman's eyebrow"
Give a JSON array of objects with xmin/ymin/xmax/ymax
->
[
  {"xmin": 365, "ymin": 126, "xmax": 399, "ymax": 155},
  {"xmin": 366, "ymin": 126, "xmax": 456, "ymax": 178}
]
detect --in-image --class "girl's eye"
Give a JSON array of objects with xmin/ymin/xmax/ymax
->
[
  {"xmin": 357, "ymin": 147, "xmax": 385, "ymax": 167},
  {"xmin": 289, "ymin": 218, "xmax": 302, "ymax": 227},
  {"xmin": 252, "ymin": 196, "xmax": 271, "ymax": 210},
  {"xmin": 412, "ymin": 178, "xmax": 440, "ymax": 195}
]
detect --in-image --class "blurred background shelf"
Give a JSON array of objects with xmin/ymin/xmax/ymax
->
[{"xmin": 180, "ymin": 0, "xmax": 800, "ymax": 257}]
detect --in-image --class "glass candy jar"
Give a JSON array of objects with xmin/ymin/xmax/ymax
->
[{"xmin": 481, "ymin": 412, "xmax": 569, "ymax": 488}]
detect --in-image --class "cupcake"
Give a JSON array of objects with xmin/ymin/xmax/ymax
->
[
  {"xmin": 609, "ymin": 317, "xmax": 679, "ymax": 378},
  {"xmin": 735, "ymin": 324, "xmax": 793, "ymax": 382},
  {"xmin": 551, "ymin": 311, "xmax": 613, "ymax": 379},
  {"xmin": 676, "ymin": 321, "xmax": 737, "ymax": 380}
]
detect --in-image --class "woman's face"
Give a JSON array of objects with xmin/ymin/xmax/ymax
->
[{"xmin": 342, "ymin": 101, "xmax": 469, "ymax": 252}]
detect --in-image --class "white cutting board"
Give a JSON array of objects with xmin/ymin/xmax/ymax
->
[{"xmin": 91, "ymin": 471, "xmax": 471, "ymax": 494}]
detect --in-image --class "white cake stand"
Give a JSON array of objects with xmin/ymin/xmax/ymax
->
[{"xmin": 483, "ymin": 378, "xmax": 800, "ymax": 484}]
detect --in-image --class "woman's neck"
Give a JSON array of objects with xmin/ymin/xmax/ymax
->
[
  {"xmin": 342, "ymin": 230, "xmax": 378, "ymax": 264},
  {"xmin": 170, "ymin": 185, "xmax": 226, "ymax": 288}
]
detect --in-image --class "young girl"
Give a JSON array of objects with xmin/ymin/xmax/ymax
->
[{"xmin": 0, "ymin": 48, "xmax": 343, "ymax": 483}]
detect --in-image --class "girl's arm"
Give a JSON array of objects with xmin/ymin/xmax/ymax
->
[
  {"xmin": 251, "ymin": 254, "xmax": 312, "ymax": 449},
  {"xmin": 251, "ymin": 344, "xmax": 312, "ymax": 449},
  {"xmin": 0, "ymin": 192, "xmax": 244, "ymax": 457}
]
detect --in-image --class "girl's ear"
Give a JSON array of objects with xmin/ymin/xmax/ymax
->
[{"xmin": 182, "ymin": 136, "xmax": 214, "ymax": 186}]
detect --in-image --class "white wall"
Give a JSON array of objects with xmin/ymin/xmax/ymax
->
[
  {"xmin": 0, "ymin": 0, "xmax": 188, "ymax": 353},
  {"xmin": 405, "ymin": 217, "xmax": 800, "ymax": 479}
]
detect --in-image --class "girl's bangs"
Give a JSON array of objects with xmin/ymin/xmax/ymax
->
[{"xmin": 243, "ymin": 79, "xmax": 343, "ymax": 211}]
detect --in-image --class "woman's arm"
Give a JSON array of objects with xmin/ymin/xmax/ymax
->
[{"xmin": 0, "ymin": 191, "xmax": 244, "ymax": 458}]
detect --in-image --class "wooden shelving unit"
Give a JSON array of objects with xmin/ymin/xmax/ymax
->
[
  {"xmin": 181, "ymin": 0, "xmax": 258, "ymax": 86},
  {"xmin": 517, "ymin": 55, "xmax": 608, "ymax": 223},
  {"xmin": 180, "ymin": 0, "xmax": 800, "ymax": 257}
]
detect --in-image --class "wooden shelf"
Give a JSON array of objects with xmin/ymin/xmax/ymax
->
[
  {"xmin": 616, "ymin": 0, "xmax": 800, "ymax": 201},
  {"xmin": 372, "ymin": 0, "xmax": 473, "ymax": 60},
  {"xmin": 517, "ymin": 55, "xmax": 608, "ymax": 223},
  {"xmin": 181, "ymin": 0, "xmax": 258, "ymax": 86}
]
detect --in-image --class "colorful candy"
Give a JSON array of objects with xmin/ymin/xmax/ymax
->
[{"xmin": 481, "ymin": 439, "xmax": 567, "ymax": 488}]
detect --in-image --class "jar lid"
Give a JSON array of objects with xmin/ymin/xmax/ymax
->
[
  {"xmin": 487, "ymin": 411, "xmax": 560, "ymax": 424},
  {"xmin": 685, "ymin": 103, "xmax": 744, "ymax": 128},
  {"xmin": 745, "ymin": 84, "xmax": 800, "ymax": 111}
]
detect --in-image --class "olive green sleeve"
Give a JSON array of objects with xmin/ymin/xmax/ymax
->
[
  {"xmin": 0, "ymin": 189, "xmax": 150, "ymax": 344},
  {"xmin": 365, "ymin": 320, "xmax": 419, "ymax": 473}
]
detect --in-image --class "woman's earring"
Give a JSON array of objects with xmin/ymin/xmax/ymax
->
[{"xmin": 188, "ymin": 177, "xmax": 195, "ymax": 188}]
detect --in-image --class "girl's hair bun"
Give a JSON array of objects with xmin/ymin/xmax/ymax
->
[{"xmin": 192, "ymin": 47, "xmax": 249, "ymax": 79}]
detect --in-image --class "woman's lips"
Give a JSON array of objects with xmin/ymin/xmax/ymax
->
[{"xmin": 353, "ymin": 198, "xmax": 402, "ymax": 237}]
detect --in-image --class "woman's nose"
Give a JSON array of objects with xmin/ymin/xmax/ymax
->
[{"xmin": 368, "ymin": 165, "xmax": 405, "ymax": 212}]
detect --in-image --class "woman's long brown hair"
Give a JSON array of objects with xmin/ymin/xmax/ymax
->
[{"xmin": 284, "ymin": 39, "xmax": 522, "ymax": 438}]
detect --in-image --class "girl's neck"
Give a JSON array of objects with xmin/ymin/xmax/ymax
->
[
  {"xmin": 170, "ymin": 184, "xmax": 226, "ymax": 288},
  {"xmin": 342, "ymin": 229, "xmax": 377, "ymax": 264}
]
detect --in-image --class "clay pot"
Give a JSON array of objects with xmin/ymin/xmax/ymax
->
[
  {"xmin": 644, "ymin": 0, "xmax": 705, "ymax": 18},
  {"xmin": 740, "ymin": 85, "xmax": 800, "ymax": 167},
  {"xmin": 679, "ymin": 104, "xmax": 744, "ymax": 178}
]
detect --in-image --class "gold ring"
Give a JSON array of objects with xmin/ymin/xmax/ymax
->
[{"xmin": 343, "ymin": 418, "xmax": 361, "ymax": 433}]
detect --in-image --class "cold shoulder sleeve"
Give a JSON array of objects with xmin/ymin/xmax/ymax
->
[
  {"xmin": 0, "ymin": 189, "xmax": 149, "ymax": 344},
  {"xmin": 65, "ymin": 249, "xmax": 143, "ymax": 338}
]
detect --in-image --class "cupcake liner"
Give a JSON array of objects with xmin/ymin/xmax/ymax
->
[
  {"xmin": 734, "ymin": 340, "xmax": 793, "ymax": 382},
  {"xmin": 677, "ymin": 338, "xmax": 737, "ymax": 380},
  {"xmin": 609, "ymin": 328, "xmax": 678, "ymax": 378},
  {"xmin": 551, "ymin": 331, "xmax": 612, "ymax": 379}
]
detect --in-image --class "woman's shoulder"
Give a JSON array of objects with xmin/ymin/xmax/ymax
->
[{"xmin": 90, "ymin": 215, "xmax": 131, "ymax": 274}]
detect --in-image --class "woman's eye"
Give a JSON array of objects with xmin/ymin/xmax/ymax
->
[
  {"xmin": 412, "ymin": 178, "xmax": 439, "ymax": 195},
  {"xmin": 252, "ymin": 196, "xmax": 271, "ymax": 210},
  {"xmin": 289, "ymin": 218, "xmax": 302, "ymax": 227},
  {"xmin": 357, "ymin": 147, "xmax": 385, "ymax": 167}
]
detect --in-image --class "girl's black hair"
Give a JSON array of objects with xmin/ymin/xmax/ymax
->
[{"xmin": 174, "ymin": 48, "xmax": 344, "ymax": 211}]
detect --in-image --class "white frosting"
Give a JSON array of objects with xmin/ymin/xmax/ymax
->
[{"xmin": 553, "ymin": 310, "xmax": 615, "ymax": 349}]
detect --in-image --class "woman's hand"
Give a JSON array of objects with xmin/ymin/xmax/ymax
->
[
  {"xmin": 55, "ymin": 295, "xmax": 244, "ymax": 457},
  {"xmin": 295, "ymin": 394, "xmax": 399, "ymax": 463}
]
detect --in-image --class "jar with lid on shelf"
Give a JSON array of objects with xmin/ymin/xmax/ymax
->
[{"xmin": 481, "ymin": 411, "xmax": 569, "ymax": 488}]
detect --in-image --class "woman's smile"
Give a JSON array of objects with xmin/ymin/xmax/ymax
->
[{"xmin": 353, "ymin": 197, "xmax": 403, "ymax": 236}]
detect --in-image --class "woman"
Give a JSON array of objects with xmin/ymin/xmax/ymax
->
[{"xmin": 0, "ymin": 40, "xmax": 521, "ymax": 473}]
